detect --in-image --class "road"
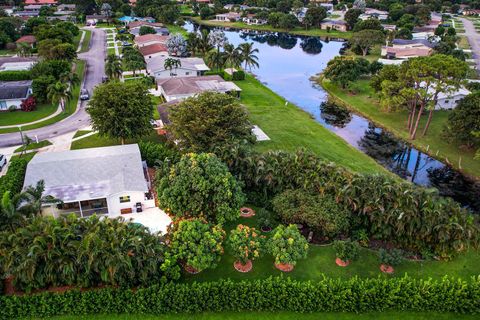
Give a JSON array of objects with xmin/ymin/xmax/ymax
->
[
  {"xmin": 0, "ymin": 28, "xmax": 106, "ymax": 147},
  {"xmin": 460, "ymin": 18, "xmax": 480, "ymax": 75}
]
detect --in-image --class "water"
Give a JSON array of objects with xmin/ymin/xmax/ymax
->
[{"xmin": 184, "ymin": 22, "xmax": 480, "ymax": 211}]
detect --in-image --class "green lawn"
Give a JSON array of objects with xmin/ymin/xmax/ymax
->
[
  {"xmin": 191, "ymin": 17, "xmax": 352, "ymax": 39},
  {"xmin": 458, "ymin": 35, "xmax": 470, "ymax": 50},
  {"xmin": 0, "ymin": 103, "xmax": 57, "ymax": 126},
  {"xmin": 0, "ymin": 60, "xmax": 86, "ymax": 134},
  {"xmin": 167, "ymin": 24, "xmax": 189, "ymax": 37},
  {"xmin": 73, "ymin": 130, "xmax": 92, "ymax": 139},
  {"xmin": 14, "ymin": 140, "xmax": 51, "ymax": 152},
  {"xmin": 70, "ymin": 131, "xmax": 165, "ymax": 150},
  {"xmin": 236, "ymin": 75, "xmax": 385, "ymax": 174},
  {"xmin": 321, "ymin": 79, "xmax": 480, "ymax": 178},
  {"xmin": 345, "ymin": 44, "xmax": 381, "ymax": 62},
  {"xmin": 79, "ymin": 29, "xmax": 92, "ymax": 53},
  {"xmin": 48, "ymin": 311, "xmax": 479, "ymax": 320}
]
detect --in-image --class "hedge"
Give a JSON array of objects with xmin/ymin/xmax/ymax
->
[
  {"xmin": 0, "ymin": 158, "xmax": 29, "ymax": 197},
  {"xmin": 0, "ymin": 70, "xmax": 32, "ymax": 81},
  {"xmin": 1, "ymin": 276, "xmax": 479, "ymax": 318}
]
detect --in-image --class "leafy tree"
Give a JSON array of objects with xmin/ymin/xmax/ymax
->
[
  {"xmin": 268, "ymin": 12, "xmax": 282, "ymax": 28},
  {"xmin": 166, "ymin": 92, "xmax": 254, "ymax": 153},
  {"xmin": 239, "ymin": 42, "xmax": 259, "ymax": 71},
  {"xmin": 333, "ymin": 240, "xmax": 360, "ymax": 262},
  {"xmin": 166, "ymin": 34, "xmax": 187, "ymax": 57},
  {"xmin": 396, "ymin": 28, "xmax": 413, "ymax": 40},
  {"xmin": 31, "ymin": 60, "xmax": 71, "ymax": 80},
  {"xmin": 34, "ymin": 24, "xmax": 74, "ymax": 44},
  {"xmin": 139, "ymin": 25, "xmax": 156, "ymax": 35},
  {"xmin": 157, "ymin": 4, "xmax": 180, "ymax": 25},
  {"xmin": 323, "ymin": 56, "xmax": 368, "ymax": 89},
  {"xmin": 344, "ymin": 9, "xmax": 362, "ymax": 30},
  {"xmin": 87, "ymin": 81, "xmax": 153, "ymax": 144},
  {"xmin": 268, "ymin": 224, "xmax": 308, "ymax": 266},
  {"xmin": 350, "ymin": 29, "xmax": 385, "ymax": 56},
  {"xmin": 56, "ymin": 22, "xmax": 80, "ymax": 37},
  {"xmin": 278, "ymin": 13, "xmax": 298, "ymax": 31},
  {"xmin": 353, "ymin": 18, "xmax": 384, "ymax": 32},
  {"xmin": 169, "ymin": 218, "xmax": 225, "ymax": 272},
  {"xmin": 303, "ymin": 6, "xmax": 327, "ymax": 29},
  {"xmin": 228, "ymin": 224, "xmax": 263, "ymax": 265},
  {"xmin": 443, "ymin": 92, "xmax": 480, "ymax": 148},
  {"xmin": 105, "ymin": 54, "xmax": 123, "ymax": 80},
  {"xmin": 32, "ymin": 75, "xmax": 56, "ymax": 103},
  {"xmin": 186, "ymin": 32, "xmax": 200, "ymax": 56},
  {"xmin": 199, "ymin": 6, "xmax": 213, "ymax": 20}
]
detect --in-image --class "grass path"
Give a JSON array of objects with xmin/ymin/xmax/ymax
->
[{"xmin": 321, "ymin": 78, "xmax": 480, "ymax": 178}]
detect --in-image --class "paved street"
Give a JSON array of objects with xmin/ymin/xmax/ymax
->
[
  {"xmin": 0, "ymin": 28, "xmax": 106, "ymax": 147},
  {"xmin": 460, "ymin": 18, "xmax": 480, "ymax": 76}
]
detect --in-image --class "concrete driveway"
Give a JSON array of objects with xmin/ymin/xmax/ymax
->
[
  {"xmin": 0, "ymin": 28, "xmax": 106, "ymax": 147},
  {"xmin": 460, "ymin": 18, "xmax": 480, "ymax": 76}
]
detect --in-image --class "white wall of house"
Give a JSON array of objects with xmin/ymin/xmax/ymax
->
[
  {"xmin": 143, "ymin": 51, "xmax": 168, "ymax": 60},
  {"xmin": 137, "ymin": 40, "xmax": 164, "ymax": 47},
  {"xmin": 0, "ymin": 98, "xmax": 23, "ymax": 111},
  {"xmin": 107, "ymin": 190, "xmax": 151, "ymax": 216},
  {"xmin": 152, "ymin": 68, "xmax": 201, "ymax": 79},
  {"xmin": 435, "ymin": 95, "xmax": 467, "ymax": 110}
]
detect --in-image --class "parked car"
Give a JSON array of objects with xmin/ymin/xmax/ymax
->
[
  {"xmin": 80, "ymin": 88, "xmax": 90, "ymax": 100},
  {"xmin": 0, "ymin": 154, "xmax": 6, "ymax": 172}
]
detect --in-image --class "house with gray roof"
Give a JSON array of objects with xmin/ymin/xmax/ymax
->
[
  {"xmin": 146, "ymin": 56, "xmax": 210, "ymax": 79},
  {"xmin": 0, "ymin": 80, "xmax": 32, "ymax": 111},
  {"xmin": 23, "ymin": 144, "xmax": 156, "ymax": 217}
]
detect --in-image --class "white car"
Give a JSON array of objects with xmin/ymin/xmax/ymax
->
[
  {"xmin": 0, "ymin": 154, "xmax": 6, "ymax": 172},
  {"xmin": 80, "ymin": 88, "xmax": 90, "ymax": 100}
]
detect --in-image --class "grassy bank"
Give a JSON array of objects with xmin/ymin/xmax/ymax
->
[
  {"xmin": 0, "ymin": 103, "xmax": 57, "ymax": 127},
  {"xmin": 190, "ymin": 17, "xmax": 353, "ymax": 39},
  {"xmin": 236, "ymin": 75, "xmax": 384, "ymax": 174}
]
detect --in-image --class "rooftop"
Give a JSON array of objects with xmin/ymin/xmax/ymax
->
[
  {"xmin": 134, "ymin": 34, "xmax": 169, "ymax": 45},
  {"xmin": 25, "ymin": 0, "xmax": 57, "ymax": 4},
  {"xmin": 128, "ymin": 21, "xmax": 164, "ymax": 29},
  {"xmin": 139, "ymin": 43, "xmax": 168, "ymax": 56},
  {"xmin": 157, "ymin": 75, "xmax": 241, "ymax": 96},
  {"xmin": 391, "ymin": 39, "xmax": 436, "ymax": 49},
  {"xmin": 16, "ymin": 35, "xmax": 37, "ymax": 44},
  {"xmin": 147, "ymin": 56, "xmax": 210, "ymax": 73},
  {"xmin": 0, "ymin": 80, "xmax": 32, "ymax": 100}
]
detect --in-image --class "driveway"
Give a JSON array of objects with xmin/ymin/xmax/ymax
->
[
  {"xmin": 460, "ymin": 18, "xmax": 480, "ymax": 75},
  {"xmin": 0, "ymin": 28, "xmax": 106, "ymax": 147}
]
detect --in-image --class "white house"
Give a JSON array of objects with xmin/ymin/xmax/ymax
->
[
  {"xmin": 0, "ymin": 57, "xmax": 37, "ymax": 71},
  {"xmin": 146, "ymin": 56, "xmax": 210, "ymax": 79},
  {"xmin": 23, "ymin": 144, "xmax": 156, "ymax": 217},
  {"xmin": 434, "ymin": 87, "xmax": 471, "ymax": 110},
  {"xmin": 359, "ymin": 8, "xmax": 389, "ymax": 21},
  {"xmin": 215, "ymin": 12, "xmax": 241, "ymax": 21},
  {"xmin": 0, "ymin": 80, "xmax": 33, "ymax": 111}
]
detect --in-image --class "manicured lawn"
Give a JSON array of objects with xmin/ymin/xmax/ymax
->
[
  {"xmin": 191, "ymin": 17, "xmax": 353, "ymax": 39},
  {"xmin": 236, "ymin": 75, "xmax": 385, "ymax": 174},
  {"xmin": 0, "ymin": 60, "xmax": 86, "ymax": 134},
  {"xmin": 321, "ymin": 79, "xmax": 480, "ymax": 178},
  {"xmin": 167, "ymin": 24, "xmax": 189, "ymax": 37},
  {"xmin": 70, "ymin": 131, "xmax": 165, "ymax": 150},
  {"xmin": 458, "ymin": 35, "xmax": 470, "ymax": 50},
  {"xmin": 79, "ymin": 29, "xmax": 92, "ymax": 53},
  {"xmin": 14, "ymin": 140, "xmax": 51, "ymax": 152},
  {"xmin": 73, "ymin": 130, "xmax": 92, "ymax": 139},
  {"xmin": 345, "ymin": 44, "xmax": 381, "ymax": 62},
  {"xmin": 0, "ymin": 103, "xmax": 57, "ymax": 126},
  {"xmin": 48, "ymin": 311, "xmax": 479, "ymax": 320}
]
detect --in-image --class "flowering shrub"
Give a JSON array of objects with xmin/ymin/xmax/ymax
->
[
  {"xmin": 20, "ymin": 96, "xmax": 37, "ymax": 112},
  {"xmin": 228, "ymin": 224, "xmax": 264, "ymax": 264},
  {"xmin": 268, "ymin": 224, "xmax": 308, "ymax": 266}
]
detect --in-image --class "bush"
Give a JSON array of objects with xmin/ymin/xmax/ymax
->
[
  {"xmin": 138, "ymin": 141, "xmax": 179, "ymax": 167},
  {"xmin": 333, "ymin": 240, "xmax": 360, "ymax": 262},
  {"xmin": 268, "ymin": 224, "xmax": 308, "ymax": 266},
  {"xmin": 0, "ymin": 157, "xmax": 28, "ymax": 197},
  {"xmin": 0, "ymin": 70, "xmax": 32, "ymax": 81},
  {"xmin": 2, "ymin": 276, "xmax": 479, "ymax": 318},
  {"xmin": 20, "ymin": 96, "xmax": 37, "ymax": 112},
  {"xmin": 379, "ymin": 248, "xmax": 404, "ymax": 267},
  {"xmin": 272, "ymin": 190, "xmax": 350, "ymax": 238},
  {"xmin": 228, "ymin": 224, "xmax": 264, "ymax": 264},
  {"xmin": 232, "ymin": 70, "xmax": 245, "ymax": 80},
  {"xmin": 156, "ymin": 153, "xmax": 245, "ymax": 224}
]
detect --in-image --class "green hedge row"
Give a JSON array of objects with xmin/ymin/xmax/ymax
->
[
  {"xmin": 1, "ymin": 276, "xmax": 479, "ymax": 318},
  {"xmin": 0, "ymin": 70, "xmax": 32, "ymax": 81},
  {"xmin": 0, "ymin": 158, "xmax": 29, "ymax": 197}
]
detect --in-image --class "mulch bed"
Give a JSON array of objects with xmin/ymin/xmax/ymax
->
[
  {"xmin": 380, "ymin": 264, "xmax": 395, "ymax": 274},
  {"xmin": 335, "ymin": 258, "xmax": 350, "ymax": 267},
  {"xmin": 184, "ymin": 265, "xmax": 201, "ymax": 274},
  {"xmin": 234, "ymin": 260, "xmax": 253, "ymax": 273},
  {"xmin": 275, "ymin": 263, "xmax": 295, "ymax": 272},
  {"xmin": 240, "ymin": 207, "xmax": 255, "ymax": 218},
  {"xmin": 299, "ymin": 226, "xmax": 333, "ymax": 245}
]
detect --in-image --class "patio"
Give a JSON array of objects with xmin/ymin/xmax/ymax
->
[{"xmin": 121, "ymin": 207, "xmax": 172, "ymax": 234}]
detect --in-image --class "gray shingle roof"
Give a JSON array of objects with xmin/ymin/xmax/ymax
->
[
  {"xmin": 0, "ymin": 80, "xmax": 32, "ymax": 100},
  {"xmin": 23, "ymin": 144, "xmax": 148, "ymax": 202}
]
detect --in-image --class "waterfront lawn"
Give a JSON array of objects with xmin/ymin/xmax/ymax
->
[
  {"xmin": 167, "ymin": 24, "xmax": 189, "ymax": 37},
  {"xmin": 236, "ymin": 75, "xmax": 384, "ymax": 174},
  {"xmin": 49, "ymin": 311, "xmax": 480, "ymax": 320},
  {"xmin": 191, "ymin": 17, "xmax": 352, "ymax": 39},
  {"xmin": 0, "ymin": 103, "xmax": 57, "ymax": 127},
  {"xmin": 322, "ymin": 79, "xmax": 480, "ymax": 178}
]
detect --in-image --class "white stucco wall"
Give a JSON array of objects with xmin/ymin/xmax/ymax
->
[
  {"xmin": 153, "ymin": 68, "xmax": 200, "ymax": 79},
  {"xmin": 435, "ymin": 95, "xmax": 466, "ymax": 110},
  {"xmin": 107, "ymin": 190, "xmax": 147, "ymax": 216},
  {"xmin": 0, "ymin": 98, "xmax": 23, "ymax": 111}
]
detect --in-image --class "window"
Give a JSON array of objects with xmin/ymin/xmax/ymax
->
[
  {"xmin": 119, "ymin": 195, "xmax": 131, "ymax": 203},
  {"xmin": 185, "ymin": 72, "xmax": 190, "ymax": 75},
  {"xmin": 0, "ymin": 101, "xmax": 7, "ymax": 110},
  {"xmin": 444, "ymin": 100, "xmax": 449, "ymax": 103}
]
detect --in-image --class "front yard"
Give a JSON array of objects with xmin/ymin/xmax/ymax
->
[{"xmin": 0, "ymin": 103, "xmax": 57, "ymax": 127}]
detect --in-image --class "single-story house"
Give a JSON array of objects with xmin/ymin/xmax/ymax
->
[
  {"xmin": 359, "ymin": 8, "xmax": 388, "ymax": 21},
  {"xmin": 157, "ymin": 75, "xmax": 241, "ymax": 102},
  {"xmin": 86, "ymin": 14, "xmax": 108, "ymax": 24},
  {"xmin": 434, "ymin": 87, "xmax": 471, "ymax": 110},
  {"xmin": 128, "ymin": 22, "xmax": 169, "ymax": 36},
  {"xmin": 120, "ymin": 16, "xmax": 156, "ymax": 25},
  {"xmin": 382, "ymin": 39, "xmax": 435, "ymax": 59},
  {"xmin": 23, "ymin": 144, "xmax": 156, "ymax": 217},
  {"xmin": 146, "ymin": 56, "xmax": 210, "ymax": 79},
  {"xmin": 134, "ymin": 34, "xmax": 169, "ymax": 47},
  {"xmin": 57, "ymin": 4, "xmax": 76, "ymax": 11},
  {"xmin": 462, "ymin": 9, "xmax": 480, "ymax": 16},
  {"xmin": 382, "ymin": 24, "xmax": 397, "ymax": 32},
  {"xmin": 243, "ymin": 14, "xmax": 267, "ymax": 25},
  {"xmin": 25, "ymin": 0, "xmax": 57, "ymax": 5},
  {"xmin": 139, "ymin": 43, "xmax": 169, "ymax": 59},
  {"xmin": 12, "ymin": 11, "xmax": 40, "ymax": 18},
  {"xmin": 320, "ymin": 20, "xmax": 348, "ymax": 32},
  {"xmin": 391, "ymin": 39, "xmax": 436, "ymax": 49},
  {"xmin": 0, "ymin": 57, "xmax": 37, "ymax": 71},
  {"xmin": 24, "ymin": 4, "xmax": 43, "ymax": 11},
  {"xmin": 15, "ymin": 35, "xmax": 37, "ymax": 48},
  {"xmin": 0, "ymin": 80, "xmax": 33, "ymax": 111},
  {"xmin": 48, "ymin": 15, "xmax": 76, "ymax": 22},
  {"xmin": 215, "ymin": 12, "xmax": 241, "ymax": 22}
]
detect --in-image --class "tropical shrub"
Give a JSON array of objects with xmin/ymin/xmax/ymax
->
[
  {"xmin": 272, "ymin": 190, "xmax": 350, "ymax": 238},
  {"xmin": 257, "ymin": 208, "xmax": 278, "ymax": 231},
  {"xmin": 0, "ymin": 157, "xmax": 29, "ymax": 196},
  {"xmin": 169, "ymin": 218, "xmax": 225, "ymax": 272},
  {"xmin": 20, "ymin": 96, "xmax": 37, "ymax": 112},
  {"xmin": 232, "ymin": 70, "xmax": 245, "ymax": 80},
  {"xmin": 0, "ymin": 215, "xmax": 179, "ymax": 292},
  {"xmin": 138, "ymin": 141, "xmax": 179, "ymax": 167},
  {"xmin": 379, "ymin": 248, "xmax": 404, "ymax": 267},
  {"xmin": 268, "ymin": 224, "xmax": 308, "ymax": 266},
  {"xmin": 333, "ymin": 240, "xmax": 360, "ymax": 262},
  {"xmin": 156, "ymin": 153, "xmax": 245, "ymax": 224},
  {"xmin": 228, "ymin": 224, "xmax": 264, "ymax": 264},
  {"xmin": 0, "ymin": 70, "xmax": 32, "ymax": 81}
]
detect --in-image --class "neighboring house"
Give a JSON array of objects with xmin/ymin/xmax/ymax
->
[
  {"xmin": 381, "ymin": 24, "xmax": 397, "ymax": 32},
  {"xmin": 134, "ymin": 34, "xmax": 169, "ymax": 47},
  {"xmin": 57, "ymin": 4, "xmax": 76, "ymax": 11},
  {"xmin": 23, "ymin": 144, "xmax": 156, "ymax": 217},
  {"xmin": 359, "ymin": 8, "xmax": 389, "ymax": 20},
  {"xmin": 382, "ymin": 39, "xmax": 435, "ymax": 59},
  {"xmin": 139, "ymin": 43, "xmax": 169, "ymax": 59},
  {"xmin": 0, "ymin": 80, "xmax": 33, "ymax": 111},
  {"xmin": 128, "ymin": 22, "xmax": 169, "ymax": 36},
  {"xmin": 0, "ymin": 57, "xmax": 37, "ymax": 71},
  {"xmin": 146, "ymin": 56, "xmax": 210, "ymax": 79},
  {"xmin": 25, "ymin": 0, "xmax": 57, "ymax": 5},
  {"xmin": 157, "ymin": 75, "xmax": 241, "ymax": 102},
  {"xmin": 434, "ymin": 87, "xmax": 471, "ymax": 110},
  {"xmin": 243, "ymin": 14, "xmax": 267, "ymax": 25},
  {"xmin": 462, "ymin": 9, "xmax": 480, "ymax": 16},
  {"xmin": 320, "ymin": 3, "xmax": 334, "ymax": 13},
  {"xmin": 86, "ymin": 14, "xmax": 108, "ymax": 24},
  {"xmin": 12, "ymin": 11, "xmax": 40, "ymax": 18},
  {"xmin": 320, "ymin": 20, "xmax": 348, "ymax": 32},
  {"xmin": 15, "ymin": 35, "xmax": 37, "ymax": 48},
  {"xmin": 24, "ymin": 4, "xmax": 43, "ymax": 11},
  {"xmin": 292, "ymin": 7, "xmax": 308, "ymax": 23},
  {"xmin": 215, "ymin": 12, "xmax": 241, "ymax": 22}
]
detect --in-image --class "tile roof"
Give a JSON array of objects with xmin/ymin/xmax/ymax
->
[
  {"xmin": 25, "ymin": 0, "xmax": 57, "ymax": 4},
  {"xmin": 16, "ymin": 35, "xmax": 36, "ymax": 44},
  {"xmin": 0, "ymin": 80, "xmax": 32, "ymax": 100},
  {"xmin": 139, "ymin": 43, "xmax": 168, "ymax": 56},
  {"xmin": 134, "ymin": 34, "xmax": 169, "ymax": 45}
]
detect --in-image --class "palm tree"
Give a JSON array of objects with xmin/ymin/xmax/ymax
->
[
  {"xmin": 223, "ymin": 43, "xmax": 242, "ymax": 68},
  {"xmin": 164, "ymin": 57, "xmax": 182, "ymax": 76},
  {"xmin": 47, "ymin": 81, "xmax": 71, "ymax": 112},
  {"xmin": 105, "ymin": 54, "xmax": 123, "ymax": 80},
  {"xmin": 60, "ymin": 71, "xmax": 80, "ymax": 88},
  {"xmin": 197, "ymin": 29, "xmax": 213, "ymax": 56},
  {"xmin": 186, "ymin": 32, "xmax": 200, "ymax": 57},
  {"xmin": 18, "ymin": 180, "xmax": 61, "ymax": 216},
  {"xmin": 0, "ymin": 191, "xmax": 25, "ymax": 232},
  {"xmin": 205, "ymin": 50, "xmax": 225, "ymax": 71},
  {"xmin": 239, "ymin": 42, "xmax": 259, "ymax": 72}
]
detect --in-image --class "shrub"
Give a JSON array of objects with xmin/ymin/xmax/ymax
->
[
  {"xmin": 257, "ymin": 208, "xmax": 278, "ymax": 231},
  {"xmin": 0, "ymin": 70, "xmax": 32, "ymax": 81},
  {"xmin": 0, "ymin": 157, "xmax": 28, "ymax": 197},
  {"xmin": 228, "ymin": 225, "xmax": 264, "ymax": 264},
  {"xmin": 169, "ymin": 218, "xmax": 225, "ymax": 272},
  {"xmin": 232, "ymin": 70, "xmax": 245, "ymax": 80},
  {"xmin": 268, "ymin": 224, "xmax": 308, "ymax": 266},
  {"xmin": 156, "ymin": 153, "xmax": 245, "ymax": 224},
  {"xmin": 333, "ymin": 240, "xmax": 360, "ymax": 262},
  {"xmin": 138, "ymin": 141, "xmax": 179, "ymax": 167},
  {"xmin": 379, "ymin": 248, "xmax": 404, "ymax": 267},
  {"xmin": 272, "ymin": 190, "xmax": 350, "ymax": 238},
  {"xmin": 20, "ymin": 96, "xmax": 37, "ymax": 112}
]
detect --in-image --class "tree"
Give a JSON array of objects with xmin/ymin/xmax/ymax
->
[
  {"xmin": 87, "ymin": 81, "xmax": 153, "ymax": 144},
  {"xmin": 47, "ymin": 81, "xmax": 71, "ymax": 111},
  {"xmin": 353, "ymin": 18, "xmax": 384, "ymax": 32},
  {"xmin": 156, "ymin": 153, "xmax": 245, "ymax": 224},
  {"xmin": 122, "ymin": 48, "xmax": 145, "ymax": 76},
  {"xmin": 350, "ymin": 29, "xmax": 385, "ymax": 56},
  {"xmin": 32, "ymin": 75, "xmax": 56, "ymax": 103},
  {"xmin": 18, "ymin": 180, "xmax": 60, "ymax": 216},
  {"xmin": 166, "ymin": 92, "xmax": 254, "ymax": 153},
  {"xmin": 239, "ymin": 42, "xmax": 259, "ymax": 71},
  {"xmin": 186, "ymin": 32, "xmax": 199, "ymax": 56},
  {"xmin": 169, "ymin": 218, "xmax": 225, "ymax": 272},
  {"xmin": 268, "ymin": 224, "xmax": 308, "ymax": 266},
  {"xmin": 443, "ymin": 92, "xmax": 480, "ymax": 148},
  {"xmin": 0, "ymin": 191, "xmax": 25, "ymax": 232},
  {"xmin": 344, "ymin": 9, "xmax": 362, "ymax": 30},
  {"xmin": 223, "ymin": 43, "xmax": 242, "ymax": 68},
  {"xmin": 196, "ymin": 29, "xmax": 213, "ymax": 56},
  {"xmin": 31, "ymin": 60, "xmax": 71, "ymax": 80},
  {"xmin": 208, "ymin": 30, "xmax": 227, "ymax": 52},
  {"xmin": 303, "ymin": 6, "xmax": 327, "ymax": 29},
  {"xmin": 163, "ymin": 57, "xmax": 181, "ymax": 76},
  {"xmin": 166, "ymin": 34, "xmax": 187, "ymax": 57},
  {"xmin": 139, "ymin": 25, "xmax": 156, "ymax": 35},
  {"xmin": 228, "ymin": 224, "xmax": 264, "ymax": 265},
  {"xmin": 199, "ymin": 6, "xmax": 213, "ymax": 20},
  {"xmin": 105, "ymin": 54, "xmax": 123, "ymax": 80},
  {"xmin": 101, "ymin": 2, "xmax": 113, "ymax": 23},
  {"xmin": 278, "ymin": 13, "xmax": 298, "ymax": 31},
  {"xmin": 323, "ymin": 56, "xmax": 368, "ymax": 89}
]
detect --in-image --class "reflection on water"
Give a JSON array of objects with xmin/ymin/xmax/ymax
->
[{"xmin": 185, "ymin": 22, "xmax": 479, "ymax": 212}]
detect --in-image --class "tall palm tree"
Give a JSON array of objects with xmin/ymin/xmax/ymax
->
[
  {"xmin": 205, "ymin": 50, "xmax": 225, "ymax": 71},
  {"xmin": 0, "ymin": 191, "xmax": 25, "ymax": 232},
  {"xmin": 164, "ymin": 57, "xmax": 181, "ymax": 76},
  {"xmin": 197, "ymin": 29, "xmax": 213, "ymax": 56},
  {"xmin": 239, "ymin": 42, "xmax": 259, "ymax": 72},
  {"xmin": 223, "ymin": 43, "xmax": 242, "ymax": 68},
  {"xmin": 105, "ymin": 54, "xmax": 123, "ymax": 80},
  {"xmin": 186, "ymin": 32, "xmax": 200, "ymax": 57},
  {"xmin": 47, "ymin": 81, "xmax": 72, "ymax": 112}
]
